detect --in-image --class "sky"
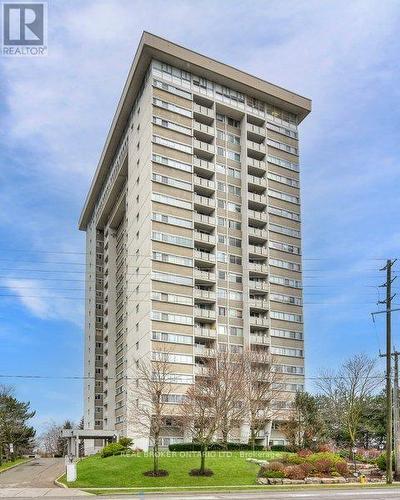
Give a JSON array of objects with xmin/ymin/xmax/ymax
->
[{"xmin": 0, "ymin": 0, "xmax": 399, "ymax": 433}]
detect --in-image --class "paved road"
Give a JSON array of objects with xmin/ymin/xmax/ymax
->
[{"xmin": 0, "ymin": 458, "xmax": 65, "ymax": 488}]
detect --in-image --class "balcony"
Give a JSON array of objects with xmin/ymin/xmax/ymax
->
[
  {"xmin": 193, "ymin": 156, "xmax": 215, "ymax": 175},
  {"xmin": 248, "ymin": 209, "xmax": 268, "ymax": 225},
  {"xmin": 194, "ymin": 344, "xmax": 216, "ymax": 357},
  {"xmin": 248, "ymin": 244, "xmax": 268, "ymax": 257},
  {"xmin": 248, "ymin": 226, "xmax": 268, "ymax": 240},
  {"xmin": 194, "ymin": 121, "xmax": 214, "ymax": 141},
  {"xmin": 194, "ymin": 365, "xmax": 211, "ymax": 376},
  {"xmin": 194, "ymin": 249, "xmax": 216, "ymax": 265},
  {"xmin": 248, "ymin": 174, "xmax": 267, "ymax": 192},
  {"xmin": 247, "ymin": 123, "xmax": 266, "ymax": 141},
  {"xmin": 194, "ymin": 326, "xmax": 217, "ymax": 339},
  {"xmin": 194, "ymin": 194, "xmax": 215, "ymax": 215},
  {"xmin": 194, "ymin": 289, "xmax": 216, "ymax": 301},
  {"xmin": 248, "ymin": 262, "xmax": 268, "ymax": 274},
  {"xmin": 248, "ymin": 192, "xmax": 267, "ymax": 208},
  {"xmin": 194, "ymin": 139, "xmax": 214, "ymax": 159},
  {"xmin": 248, "ymin": 158, "xmax": 266, "ymax": 175},
  {"xmin": 250, "ymin": 316, "xmax": 269, "ymax": 327},
  {"xmin": 194, "ymin": 231, "xmax": 216, "ymax": 248},
  {"xmin": 194, "ymin": 307, "xmax": 216, "ymax": 320},
  {"xmin": 249, "ymin": 280, "xmax": 269, "ymax": 291},
  {"xmin": 194, "ymin": 212, "xmax": 215, "ymax": 230},
  {"xmin": 193, "ymin": 103, "xmax": 214, "ymax": 120},
  {"xmin": 193, "ymin": 175, "xmax": 215, "ymax": 196},
  {"xmin": 249, "ymin": 298, "xmax": 268, "ymax": 310},
  {"xmin": 247, "ymin": 140, "xmax": 266, "ymax": 160},
  {"xmin": 250, "ymin": 334, "xmax": 269, "ymax": 345},
  {"xmin": 194, "ymin": 269, "xmax": 216, "ymax": 283}
]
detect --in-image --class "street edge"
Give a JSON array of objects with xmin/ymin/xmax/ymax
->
[{"xmin": 0, "ymin": 458, "xmax": 34, "ymax": 475}]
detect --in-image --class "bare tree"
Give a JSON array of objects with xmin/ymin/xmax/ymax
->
[
  {"xmin": 180, "ymin": 363, "xmax": 220, "ymax": 475},
  {"xmin": 242, "ymin": 348, "xmax": 285, "ymax": 450},
  {"xmin": 39, "ymin": 421, "xmax": 63, "ymax": 457},
  {"xmin": 316, "ymin": 354, "xmax": 383, "ymax": 448},
  {"xmin": 206, "ymin": 350, "xmax": 246, "ymax": 448},
  {"xmin": 129, "ymin": 349, "xmax": 179, "ymax": 476}
]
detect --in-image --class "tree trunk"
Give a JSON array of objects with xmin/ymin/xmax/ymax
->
[
  {"xmin": 221, "ymin": 428, "xmax": 228, "ymax": 450},
  {"xmin": 200, "ymin": 443, "xmax": 207, "ymax": 473},
  {"xmin": 153, "ymin": 433, "xmax": 159, "ymax": 473},
  {"xmin": 249, "ymin": 429, "xmax": 256, "ymax": 452}
]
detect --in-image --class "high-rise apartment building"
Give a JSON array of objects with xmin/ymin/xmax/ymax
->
[{"xmin": 79, "ymin": 32, "xmax": 311, "ymax": 453}]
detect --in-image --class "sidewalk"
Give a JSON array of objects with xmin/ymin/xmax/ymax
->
[{"xmin": 0, "ymin": 489, "xmax": 90, "ymax": 497}]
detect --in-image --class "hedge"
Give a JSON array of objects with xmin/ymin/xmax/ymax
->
[{"xmin": 168, "ymin": 442, "xmax": 264, "ymax": 452}]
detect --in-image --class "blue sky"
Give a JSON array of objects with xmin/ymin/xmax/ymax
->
[{"xmin": 0, "ymin": 0, "xmax": 399, "ymax": 432}]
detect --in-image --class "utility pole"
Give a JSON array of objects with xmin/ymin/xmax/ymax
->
[
  {"xmin": 393, "ymin": 351, "xmax": 400, "ymax": 480},
  {"xmin": 373, "ymin": 259, "xmax": 397, "ymax": 484}
]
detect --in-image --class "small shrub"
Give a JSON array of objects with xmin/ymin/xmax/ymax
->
[
  {"xmin": 168, "ymin": 442, "xmax": 263, "ymax": 452},
  {"xmin": 376, "ymin": 452, "xmax": 395, "ymax": 471},
  {"xmin": 300, "ymin": 462, "xmax": 314, "ymax": 476},
  {"xmin": 298, "ymin": 449, "xmax": 313, "ymax": 458},
  {"xmin": 307, "ymin": 452, "xmax": 344, "ymax": 464},
  {"xmin": 336, "ymin": 461, "xmax": 349, "ymax": 477},
  {"xmin": 265, "ymin": 461, "xmax": 285, "ymax": 473},
  {"xmin": 284, "ymin": 465, "xmax": 306, "ymax": 480},
  {"xmin": 314, "ymin": 458, "xmax": 335, "ymax": 475},
  {"xmin": 284, "ymin": 454, "xmax": 305, "ymax": 465},
  {"xmin": 101, "ymin": 442, "xmax": 125, "ymax": 458},
  {"xmin": 143, "ymin": 469, "xmax": 168, "ymax": 477},
  {"xmin": 189, "ymin": 468, "xmax": 214, "ymax": 476},
  {"xmin": 317, "ymin": 443, "xmax": 336, "ymax": 453},
  {"xmin": 118, "ymin": 437, "xmax": 133, "ymax": 449}
]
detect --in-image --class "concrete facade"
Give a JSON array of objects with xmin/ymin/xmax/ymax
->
[{"xmin": 79, "ymin": 32, "xmax": 311, "ymax": 453}]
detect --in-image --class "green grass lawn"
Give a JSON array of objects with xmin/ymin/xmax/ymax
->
[
  {"xmin": 0, "ymin": 457, "xmax": 30, "ymax": 473},
  {"xmin": 63, "ymin": 451, "xmax": 283, "ymax": 488}
]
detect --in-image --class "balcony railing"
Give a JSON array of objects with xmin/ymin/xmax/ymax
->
[
  {"xmin": 248, "ymin": 158, "xmax": 266, "ymax": 170},
  {"xmin": 194, "ymin": 308, "xmax": 216, "ymax": 319},
  {"xmin": 193, "ymin": 139, "xmax": 215, "ymax": 154},
  {"xmin": 194, "ymin": 231, "xmax": 216, "ymax": 245},
  {"xmin": 194, "ymin": 289, "xmax": 216, "ymax": 300},
  {"xmin": 249, "ymin": 298, "xmax": 268, "ymax": 309},
  {"xmin": 193, "ymin": 157, "xmax": 215, "ymax": 173},
  {"xmin": 248, "ymin": 209, "xmax": 268, "ymax": 222},
  {"xmin": 248, "ymin": 174, "xmax": 267, "ymax": 187},
  {"xmin": 249, "ymin": 244, "xmax": 268, "ymax": 256},
  {"xmin": 194, "ymin": 176, "xmax": 215, "ymax": 190},
  {"xmin": 194, "ymin": 250, "xmax": 215, "ymax": 262},
  {"xmin": 249, "ymin": 280, "xmax": 269, "ymax": 291},
  {"xmin": 250, "ymin": 334, "xmax": 269, "ymax": 345},
  {"xmin": 194, "ymin": 213, "xmax": 215, "ymax": 226},
  {"xmin": 194, "ymin": 194, "xmax": 215, "ymax": 208},
  {"xmin": 247, "ymin": 140, "xmax": 266, "ymax": 153},
  {"xmin": 194, "ymin": 344, "xmax": 216, "ymax": 357},
  {"xmin": 193, "ymin": 103, "xmax": 214, "ymax": 118},
  {"xmin": 247, "ymin": 124, "xmax": 266, "ymax": 137},
  {"xmin": 250, "ymin": 316, "xmax": 269, "ymax": 327},
  {"xmin": 194, "ymin": 326, "xmax": 217, "ymax": 338},
  {"xmin": 248, "ymin": 227, "xmax": 268, "ymax": 239},
  {"xmin": 194, "ymin": 269, "xmax": 216, "ymax": 281},
  {"xmin": 248, "ymin": 262, "xmax": 268, "ymax": 273},
  {"xmin": 194, "ymin": 121, "xmax": 214, "ymax": 137},
  {"xmin": 248, "ymin": 192, "xmax": 267, "ymax": 205}
]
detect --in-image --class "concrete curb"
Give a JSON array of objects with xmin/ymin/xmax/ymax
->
[
  {"xmin": 54, "ymin": 473, "xmax": 68, "ymax": 489},
  {"xmin": 0, "ymin": 458, "xmax": 34, "ymax": 475}
]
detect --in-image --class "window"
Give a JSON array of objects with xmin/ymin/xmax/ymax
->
[
  {"xmin": 228, "ymin": 202, "xmax": 241, "ymax": 213},
  {"xmin": 268, "ymin": 139, "xmax": 298, "ymax": 155},
  {"xmin": 229, "ymin": 273, "xmax": 242, "ymax": 284},
  {"xmin": 228, "ymin": 237, "xmax": 241, "ymax": 248},
  {"xmin": 218, "ymin": 325, "xmax": 228, "ymax": 335},
  {"xmin": 271, "ymin": 328, "xmax": 303, "ymax": 341},
  {"xmin": 269, "ymin": 206, "xmax": 300, "ymax": 222},
  {"xmin": 161, "ymin": 394, "xmax": 186, "ymax": 404},
  {"xmin": 229, "ymin": 254, "xmax": 242, "ymax": 265},
  {"xmin": 269, "ymin": 258, "xmax": 301, "ymax": 272},
  {"xmin": 152, "ymin": 351, "xmax": 193, "ymax": 364},
  {"xmin": 228, "ymin": 184, "xmax": 241, "ymax": 197},
  {"xmin": 152, "ymin": 271, "xmax": 192, "ymax": 286},
  {"xmin": 269, "ymin": 223, "xmax": 301, "ymax": 238},
  {"xmin": 218, "ymin": 307, "xmax": 227, "ymax": 316},
  {"xmin": 152, "ymin": 212, "xmax": 192, "ymax": 229},
  {"xmin": 152, "ymin": 154, "xmax": 192, "ymax": 173},
  {"xmin": 217, "ymin": 181, "xmax": 226, "ymax": 192},
  {"xmin": 153, "ymin": 135, "xmax": 192, "ymax": 154},
  {"xmin": 230, "ymin": 326, "xmax": 243, "ymax": 336},
  {"xmin": 152, "ymin": 291, "xmax": 193, "ymax": 306},
  {"xmin": 267, "ymin": 121, "xmax": 298, "ymax": 139},
  {"xmin": 151, "ymin": 311, "xmax": 193, "ymax": 325},
  {"xmin": 153, "ymin": 98, "xmax": 192, "ymax": 117},
  {"xmin": 228, "ymin": 167, "xmax": 241, "ymax": 179},
  {"xmin": 228, "ymin": 220, "xmax": 241, "ymax": 230},
  {"xmin": 268, "ymin": 189, "xmax": 300, "ymax": 205},
  {"xmin": 273, "ymin": 364, "xmax": 304, "ymax": 375},
  {"xmin": 217, "ymin": 199, "xmax": 226, "ymax": 209},
  {"xmin": 152, "ymin": 173, "xmax": 192, "ymax": 191},
  {"xmin": 270, "ymin": 275, "xmax": 302, "ymax": 288},
  {"xmin": 229, "ymin": 308, "xmax": 242, "ymax": 318},
  {"xmin": 229, "ymin": 290, "xmax": 243, "ymax": 301},
  {"xmin": 270, "ymin": 311, "xmax": 302, "ymax": 323},
  {"xmin": 152, "ymin": 251, "xmax": 193, "ymax": 267},
  {"xmin": 153, "ymin": 116, "xmax": 191, "ymax": 136},
  {"xmin": 218, "ymin": 235, "xmax": 226, "ymax": 244},
  {"xmin": 217, "ymin": 217, "xmax": 226, "ymax": 227},
  {"xmin": 271, "ymin": 346, "xmax": 303, "ymax": 357},
  {"xmin": 218, "ymin": 270, "xmax": 227, "ymax": 280},
  {"xmin": 270, "ymin": 293, "xmax": 302, "ymax": 305},
  {"xmin": 217, "ymin": 147, "xmax": 240, "ymax": 162},
  {"xmin": 152, "ymin": 331, "xmax": 192, "ymax": 344},
  {"xmin": 152, "ymin": 192, "xmax": 191, "ymax": 210},
  {"xmin": 267, "ymin": 155, "xmax": 299, "ymax": 173},
  {"xmin": 269, "ymin": 240, "xmax": 301, "ymax": 255},
  {"xmin": 268, "ymin": 172, "xmax": 300, "ymax": 188},
  {"xmin": 152, "ymin": 231, "xmax": 192, "ymax": 248},
  {"xmin": 153, "ymin": 79, "xmax": 192, "ymax": 99},
  {"xmin": 217, "ymin": 288, "xmax": 227, "ymax": 299},
  {"xmin": 217, "ymin": 252, "xmax": 227, "ymax": 263}
]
